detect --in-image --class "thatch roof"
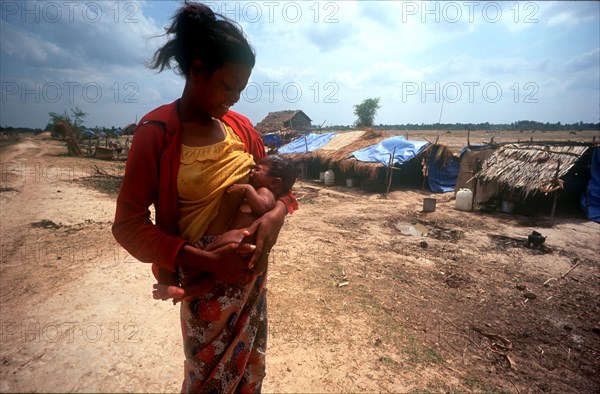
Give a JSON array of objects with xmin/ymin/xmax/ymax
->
[
  {"xmin": 474, "ymin": 143, "xmax": 591, "ymax": 198},
  {"xmin": 255, "ymin": 110, "xmax": 311, "ymax": 133},
  {"xmin": 280, "ymin": 130, "xmax": 441, "ymax": 179},
  {"xmin": 281, "ymin": 129, "xmax": 388, "ymax": 178}
]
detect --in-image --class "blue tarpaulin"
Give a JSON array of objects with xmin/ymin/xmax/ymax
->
[
  {"xmin": 581, "ymin": 148, "xmax": 600, "ymax": 223},
  {"xmin": 428, "ymin": 152, "xmax": 459, "ymax": 193},
  {"xmin": 262, "ymin": 133, "xmax": 282, "ymax": 148},
  {"xmin": 277, "ymin": 132, "xmax": 336, "ymax": 154},
  {"xmin": 348, "ymin": 136, "xmax": 430, "ymax": 166}
]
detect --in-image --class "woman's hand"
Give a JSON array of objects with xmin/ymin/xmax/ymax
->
[
  {"xmin": 243, "ymin": 200, "xmax": 287, "ymax": 270},
  {"xmin": 177, "ymin": 243, "xmax": 252, "ymax": 285},
  {"xmin": 209, "ymin": 243, "xmax": 254, "ymax": 282}
]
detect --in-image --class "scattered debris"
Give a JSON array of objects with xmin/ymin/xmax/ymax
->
[
  {"xmin": 30, "ymin": 219, "xmax": 61, "ymax": 229},
  {"xmin": 471, "ymin": 326, "xmax": 513, "ymax": 351},
  {"xmin": 526, "ymin": 230, "xmax": 547, "ymax": 247},
  {"xmin": 561, "ymin": 262, "xmax": 580, "ymax": 279},
  {"xmin": 524, "ymin": 292, "xmax": 537, "ymax": 300}
]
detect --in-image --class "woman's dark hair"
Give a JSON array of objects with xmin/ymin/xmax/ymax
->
[
  {"xmin": 149, "ymin": 1, "xmax": 255, "ymax": 76},
  {"xmin": 261, "ymin": 155, "xmax": 299, "ymax": 195}
]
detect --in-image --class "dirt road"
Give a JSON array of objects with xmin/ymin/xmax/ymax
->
[{"xmin": 1, "ymin": 133, "xmax": 599, "ymax": 392}]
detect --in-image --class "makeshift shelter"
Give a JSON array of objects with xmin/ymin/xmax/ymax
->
[
  {"xmin": 277, "ymin": 130, "xmax": 389, "ymax": 186},
  {"xmin": 455, "ymin": 144, "xmax": 497, "ymax": 203},
  {"xmin": 277, "ymin": 130, "xmax": 457, "ymax": 192},
  {"xmin": 277, "ymin": 132, "xmax": 336, "ymax": 154},
  {"xmin": 347, "ymin": 135, "xmax": 432, "ymax": 191},
  {"xmin": 122, "ymin": 123, "xmax": 136, "ymax": 135},
  {"xmin": 466, "ymin": 142, "xmax": 595, "ymax": 219},
  {"xmin": 262, "ymin": 133, "xmax": 283, "ymax": 149},
  {"xmin": 426, "ymin": 144, "xmax": 460, "ymax": 193},
  {"xmin": 581, "ymin": 148, "xmax": 600, "ymax": 223},
  {"xmin": 255, "ymin": 110, "xmax": 312, "ymax": 134}
]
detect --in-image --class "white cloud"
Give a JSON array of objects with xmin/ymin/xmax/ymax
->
[{"xmin": 1, "ymin": 1, "xmax": 599, "ymax": 128}]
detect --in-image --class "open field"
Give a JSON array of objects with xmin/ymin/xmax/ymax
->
[
  {"xmin": 334, "ymin": 128, "xmax": 599, "ymax": 152},
  {"xmin": 0, "ymin": 131, "xmax": 598, "ymax": 392}
]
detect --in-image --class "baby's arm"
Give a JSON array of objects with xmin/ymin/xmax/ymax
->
[{"xmin": 228, "ymin": 184, "xmax": 276, "ymax": 215}]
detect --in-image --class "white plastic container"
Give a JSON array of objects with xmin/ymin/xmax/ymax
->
[
  {"xmin": 346, "ymin": 178, "xmax": 354, "ymax": 187},
  {"xmin": 324, "ymin": 170, "xmax": 335, "ymax": 186},
  {"xmin": 319, "ymin": 172, "xmax": 326, "ymax": 181},
  {"xmin": 455, "ymin": 188, "xmax": 473, "ymax": 211}
]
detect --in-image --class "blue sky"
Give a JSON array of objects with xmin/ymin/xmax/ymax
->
[{"xmin": 1, "ymin": 1, "xmax": 599, "ymax": 129}]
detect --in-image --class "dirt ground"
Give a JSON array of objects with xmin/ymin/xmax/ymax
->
[{"xmin": 1, "ymin": 131, "xmax": 599, "ymax": 393}]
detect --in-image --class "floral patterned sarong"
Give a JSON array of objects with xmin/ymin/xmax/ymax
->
[{"xmin": 180, "ymin": 271, "xmax": 267, "ymax": 393}]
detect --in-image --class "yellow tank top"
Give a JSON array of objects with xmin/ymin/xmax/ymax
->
[{"xmin": 177, "ymin": 121, "xmax": 255, "ymax": 243}]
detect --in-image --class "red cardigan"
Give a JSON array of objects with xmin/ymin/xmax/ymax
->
[{"xmin": 112, "ymin": 100, "xmax": 297, "ymax": 273}]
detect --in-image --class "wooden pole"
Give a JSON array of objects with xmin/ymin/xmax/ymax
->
[
  {"xmin": 550, "ymin": 192, "xmax": 559, "ymax": 224},
  {"xmin": 472, "ymin": 158, "xmax": 481, "ymax": 210},
  {"xmin": 386, "ymin": 147, "xmax": 397, "ymax": 195},
  {"xmin": 550, "ymin": 159, "xmax": 561, "ymax": 224}
]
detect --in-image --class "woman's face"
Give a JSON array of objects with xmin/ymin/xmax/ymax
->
[{"xmin": 190, "ymin": 62, "xmax": 252, "ymax": 119}]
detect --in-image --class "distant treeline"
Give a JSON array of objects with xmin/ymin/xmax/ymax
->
[
  {"xmin": 1, "ymin": 126, "xmax": 44, "ymax": 134},
  {"xmin": 322, "ymin": 120, "xmax": 600, "ymax": 131}
]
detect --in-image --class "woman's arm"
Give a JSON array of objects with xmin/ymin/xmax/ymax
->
[
  {"xmin": 112, "ymin": 123, "xmax": 187, "ymax": 273},
  {"xmin": 242, "ymin": 199, "xmax": 288, "ymax": 270},
  {"xmin": 113, "ymin": 123, "xmax": 252, "ymax": 283}
]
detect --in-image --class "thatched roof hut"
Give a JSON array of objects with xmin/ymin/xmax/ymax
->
[
  {"xmin": 473, "ymin": 143, "xmax": 592, "ymax": 199},
  {"xmin": 281, "ymin": 129, "xmax": 389, "ymax": 179},
  {"xmin": 122, "ymin": 123, "xmax": 136, "ymax": 135},
  {"xmin": 255, "ymin": 110, "xmax": 312, "ymax": 134},
  {"xmin": 279, "ymin": 130, "xmax": 452, "ymax": 191}
]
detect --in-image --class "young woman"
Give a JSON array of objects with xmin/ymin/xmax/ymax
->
[{"xmin": 112, "ymin": 2, "xmax": 297, "ymax": 392}]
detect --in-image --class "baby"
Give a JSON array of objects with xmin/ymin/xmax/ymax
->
[{"xmin": 153, "ymin": 155, "xmax": 298, "ymax": 302}]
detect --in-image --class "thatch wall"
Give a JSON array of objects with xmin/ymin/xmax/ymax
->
[{"xmin": 474, "ymin": 143, "xmax": 591, "ymax": 199}]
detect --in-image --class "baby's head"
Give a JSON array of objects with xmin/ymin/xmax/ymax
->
[{"xmin": 250, "ymin": 155, "xmax": 298, "ymax": 196}]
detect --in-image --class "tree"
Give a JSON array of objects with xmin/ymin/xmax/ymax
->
[
  {"xmin": 44, "ymin": 107, "xmax": 87, "ymax": 156},
  {"xmin": 45, "ymin": 107, "xmax": 87, "ymax": 138},
  {"xmin": 69, "ymin": 106, "xmax": 86, "ymax": 135},
  {"xmin": 353, "ymin": 97, "xmax": 381, "ymax": 128}
]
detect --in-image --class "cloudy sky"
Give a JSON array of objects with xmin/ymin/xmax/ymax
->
[{"xmin": 1, "ymin": 1, "xmax": 599, "ymax": 129}]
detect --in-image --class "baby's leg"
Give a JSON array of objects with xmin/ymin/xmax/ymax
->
[{"xmin": 153, "ymin": 283, "xmax": 185, "ymax": 300}]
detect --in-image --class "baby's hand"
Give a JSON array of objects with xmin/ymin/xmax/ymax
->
[{"xmin": 227, "ymin": 184, "xmax": 246, "ymax": 195}]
